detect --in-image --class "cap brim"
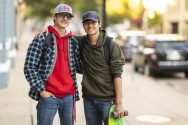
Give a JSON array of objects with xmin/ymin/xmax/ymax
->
[
  {"xmin": 55, "ymin": 12, "xmax": 74, "ymax": 17},
  {"xmin": 82, "ymin": 18, "xmax": 98, "ymax": 23},
  {"xmin": 69, "ymin": 14, "xmax": 74, "ymax": 17}
]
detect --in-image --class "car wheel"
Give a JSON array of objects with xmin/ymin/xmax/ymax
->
[
  {"xmin": 185, "ymin": 72, "xmax": 188, "ymax": 78},
  {"xmin": 144, "ymin": 63, "xmax": 153, "ymax": 76},
  {"xmin": 134, "ymin": 64, "xmax": 138, "ymax": 72}
]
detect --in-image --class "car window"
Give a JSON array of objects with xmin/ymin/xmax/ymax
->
[
  {"xmin": 156, "ymin": 41, "xmax": 188, "ymax": 50},
  {"xmin": 127, "ymin": 36, "xmax": 145, "ymax": 46}
]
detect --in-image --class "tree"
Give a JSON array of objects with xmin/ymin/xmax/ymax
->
[
  {"xmin": 24, "ymin": 0, "xmax": 146, "ymax": 28},
  {"xmin": 128, "ymin": 0, "xmax": 144, "ymax": 28},
  {"xmin": 106, "ymin": 0, "xmax": 130, "ymax": 24},
  {"xmin": 147, "ymin": 11, "xmax": 163, "ymax": 29},
  {"xmin": 25, "ymin": 0, "xmax": 77, "ymax": 21},
  {"xmin": 25, "ymin": 0, "xmax": 102, "ymax": 21},
  {"xmin": 106, "ymin": 0, "xmax": 144, "ymax": 28},
  {"xmin": 76, "ymin": 0, "xmax": 99, "ymax": 15}
]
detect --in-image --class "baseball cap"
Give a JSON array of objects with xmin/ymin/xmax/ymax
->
[
  {"xmin": 82, "ymin": 11, "xmax": 100, "ymax": 23},
  {"xmin": 54, "ymin": 4, "xmax": 74, "ymax": 17}
]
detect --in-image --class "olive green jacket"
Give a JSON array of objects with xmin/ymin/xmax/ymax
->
[{"xmin": 75, "ymin": 30, "xmax": 125, "ymax": 100}]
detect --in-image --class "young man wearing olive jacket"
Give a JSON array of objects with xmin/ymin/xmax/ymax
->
[
  {"xmin": 76, "ymin": 11, "xmax": 125, "ymax": 125},
  {"xmin": 24, "ymin": 4, "xmax": 81, "ymax": 125}
]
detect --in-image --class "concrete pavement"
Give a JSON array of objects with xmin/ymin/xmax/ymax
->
[{"xmin": 0, "ymin": 22, "xmax": 33, "ymax": 124}]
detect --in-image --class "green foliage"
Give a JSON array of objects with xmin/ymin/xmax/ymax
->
[
  {"xmin": 122, "ymin": 0, "xmax": 132, "ymax": 19},
  {"xmin": 147, "ymin": 12, "xmax": 163, "ymax": 28},
  {"xmin": 76, "ymin": 0, "xmax": 100, "ymax": 15},
  {"xmin": 24, "ymin": 0, "xmax": 145, "ymax": 27},
  {"xmin": 108, "ymin": 12, "xmax": 126, "ymax": 24},
  {"xmin": 24, "ymin": 0, "xmax": 77, "ymax": 21},
  {"xmin": 106, "ymin": 0, "xmax": 144, "ymax": 27},
  {"xmin": 24, "ymin": 0, "xmax": 102, "ymax": 22}
]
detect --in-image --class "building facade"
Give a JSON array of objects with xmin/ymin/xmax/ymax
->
[{"xmin": 163, "ymin": 0, "xmax": 188, "ymax": 38}]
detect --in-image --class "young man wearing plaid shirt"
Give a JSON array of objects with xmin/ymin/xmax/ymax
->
[{"xmin": 24, "ymin": 4, "xmax": 81, "ymax": 125}]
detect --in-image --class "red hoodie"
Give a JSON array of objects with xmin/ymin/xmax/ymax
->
[{"xmin": 45, "ymin": 25, "xmax": 75, "ymax": 98}]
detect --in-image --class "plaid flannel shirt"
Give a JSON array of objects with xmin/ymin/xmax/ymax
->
[{"xmin": 24, "ymin": 33, "xmax": 81, "ymax": 101}]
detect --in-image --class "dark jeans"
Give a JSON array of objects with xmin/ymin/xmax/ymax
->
[
  {"xmin": 36, "ymin": 95, "xmax": 74, "ymax": 125},
  {"xmin": 83, "ymin": 99, "xmax": 112, "ymax": 125}
]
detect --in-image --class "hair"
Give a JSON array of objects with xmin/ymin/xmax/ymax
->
[{"xmin": 53, "ymin": 14, "xmax": 58, "ymax": 23}]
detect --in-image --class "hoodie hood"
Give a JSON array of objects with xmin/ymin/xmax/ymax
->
[
  {"xmin": 86, "ymin": 29, "xmax": 107, "ymax": 48},
  {"xmin": 48, "ymin": 25, "xmax": 72, "ymax": 39}
]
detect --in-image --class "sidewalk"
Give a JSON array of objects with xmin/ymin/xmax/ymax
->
[{"xmin": 0, "ymin": 24, "xmax": 33, "ymax": 124}]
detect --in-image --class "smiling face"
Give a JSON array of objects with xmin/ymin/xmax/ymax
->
[
  {"xmin": 54, "ymin": 13, "xmax": 72, "ymax": 29},
  {"xmin": 83, "ymin": 20, "xmax": 101, "ymax": 36}
]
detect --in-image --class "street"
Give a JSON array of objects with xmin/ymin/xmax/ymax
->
[{"xmin": 122, "ymin": 63, "xmax": 188, "ymax": 125}]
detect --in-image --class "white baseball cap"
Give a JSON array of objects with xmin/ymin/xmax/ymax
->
[{"xmin": 54, "ymin": 4, "xmax": 74, "ymax": 17}]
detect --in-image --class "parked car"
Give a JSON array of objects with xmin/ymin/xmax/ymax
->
[
  {"xmin": 118, "ymin": 30, "xmax": 146, "ymax": 61},
  {"xmin": 133, "ymin": 34, "xmax": 188, "ymax": 77}
]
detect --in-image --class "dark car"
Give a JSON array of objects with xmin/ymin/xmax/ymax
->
[{"xmin": 133, "ymin": 34, "xmax": 188, "ymax": 77}]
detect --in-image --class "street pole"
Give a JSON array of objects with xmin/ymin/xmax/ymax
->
[{"xmin": 102, "ymin": 0, "xmax": 107, "ymax": 29}]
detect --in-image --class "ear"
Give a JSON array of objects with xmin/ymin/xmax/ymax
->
[
  {"xmin": 53, "ymin": 15, "xmax": 56, "ymax": 20},
  {"xmin": 99, "ymin": 22, "xmax": 101, "ymax": 27}
]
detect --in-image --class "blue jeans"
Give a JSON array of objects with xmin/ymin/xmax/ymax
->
[
  {"xmin": 36, "ymin": 95, "xmax": 74, "ymax": 125},
  {"xmin": 83, "ymin": 99, "xmax": 112, "ymax": 125}
]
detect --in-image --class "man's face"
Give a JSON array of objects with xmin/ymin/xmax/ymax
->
[
  {"xmin": 83, "ymin": 20, "xmax": 100, "ymax": 35},
  {"xmin": 54, "ymin": 13, "xmax": 72, "ymax": 29}
]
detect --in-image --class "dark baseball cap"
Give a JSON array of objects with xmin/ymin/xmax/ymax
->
[{"xmin": 82, "ymin": 11, "xmax": 100, "ymax": 23}]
